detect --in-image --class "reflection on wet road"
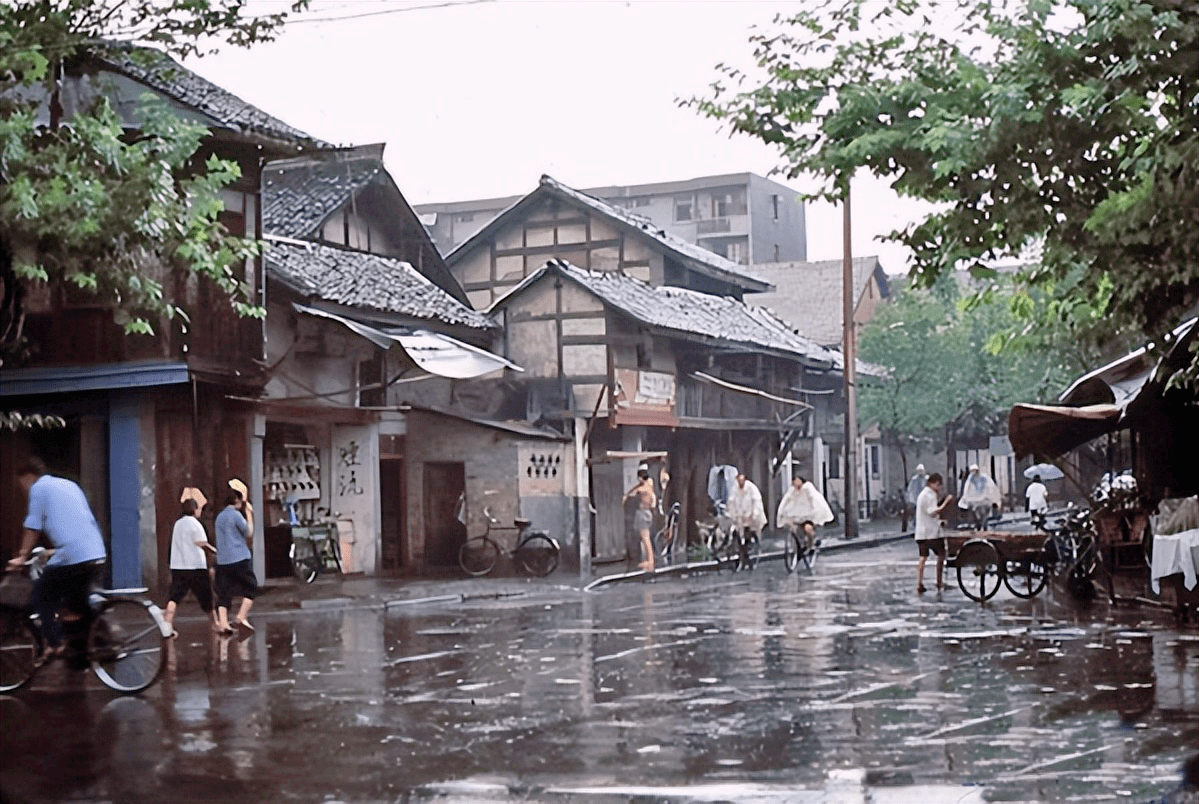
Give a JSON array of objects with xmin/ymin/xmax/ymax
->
[{"xmin": 2, "ymin": 541, "xmax": 1196, "ymax": 803}]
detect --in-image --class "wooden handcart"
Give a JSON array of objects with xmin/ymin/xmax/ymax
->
[{"xmin": 945, "ymin": 530, "xmax": 1052, "ymax": 602}]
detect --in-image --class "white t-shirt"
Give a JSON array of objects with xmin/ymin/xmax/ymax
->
[
  {"xmin": 1026, "ymin": 482, "xmax": 1048, "ymax": 513},
  {"xmin": 170, "ymin": 515, "xmax": 210, "ymax": 570},
  {"xmin": 914, "ymin": 485, "xmax": 943, "ymax": 540}
]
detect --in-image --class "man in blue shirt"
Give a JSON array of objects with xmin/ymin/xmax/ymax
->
[{"xmin": 8, "ymin": 457, "xmax": 107, "ymax": 658}]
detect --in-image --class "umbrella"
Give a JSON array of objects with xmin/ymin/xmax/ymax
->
[{"xmin": 1024, "ymin": 463, "xmax": 1064, "ymax": 481}]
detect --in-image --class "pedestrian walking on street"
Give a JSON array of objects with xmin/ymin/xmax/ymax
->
[
  {"xmin": 903, "ymin": 463, "xmax": 928, "ymax": 532},
  {"xmin": 1025, "ymin": 474, "xmax": 1049, "ymax": 529},
  {"xmin": 623, "ymin": 465, "xmax": 657, "ymax": 572},
  {"xmin": 214, "ymin": 479, "xmax": 258, "ymax": 635},
  {"xmin": 915, "ymin": 472, "xmax": 954, "ymax": 593},
  {"xmin": 163, "ymin": 497, "xmax": 217, "ymax": 637}
]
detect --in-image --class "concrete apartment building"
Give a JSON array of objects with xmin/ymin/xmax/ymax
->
[{"xmin": 416, "ymin": 173, "xmax": 807, "ymax": 266}]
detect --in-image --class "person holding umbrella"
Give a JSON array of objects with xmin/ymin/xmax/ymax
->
[{"xmin": 1026, "ymin": 474, "xmax": 1049, "ymax": 529}]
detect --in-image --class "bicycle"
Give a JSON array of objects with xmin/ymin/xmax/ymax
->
[
  {"xmin": 1, "ymin": 549, "xmax": 170, "ymax": 694},
  {"xmin": 782, "ymin": 522, "xmax": 821, "ymax": 573},
  {"xmin": 725, "ymin": 524, "xmax": 761, "ymax": 572},
  {"xmin": 458, "ymin": 507, "xmax": 560, "ymax": 577},
  {"xmin": 1041, "ymin": 505, "xmax": 1100, "ymax": 600},
  {"xmin": 289, "ymin": 522, "xmax": 343, "ymax": 584},
  {"xmin": 652, "ymin": 503, "xmax": 681, "ymax": 564}
]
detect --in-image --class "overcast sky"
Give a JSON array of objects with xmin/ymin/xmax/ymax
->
[{"xmin": 185, "ymin": 0, "xmax": 934, "ymax": 273}]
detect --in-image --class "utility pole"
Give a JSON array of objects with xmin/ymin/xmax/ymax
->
[{"xmin": 842, "ymin": 186, "xmax": 860, "ymax": 540}]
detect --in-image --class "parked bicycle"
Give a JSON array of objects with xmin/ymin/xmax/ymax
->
[
  {"xmin": 458, "ymin": 507, "xmax": 560, "ymax": 577},
  {"xmin": 782, "ymin": 522, "xmax": 821, "ymax": 573},
  {"xmin": 1, "ymin": 548, "xmax": 170, "ymax": 694},
  {"xmin": 290, "ymin": 522, "xmax": 343, "ymax": 584},
  {"xmin": 1041, "ymin": 504, "xmax": 1100, "ymax": 600},
  {"xmin": 652, "ymin": 503, "xmax": 681, "ymax": 564}
]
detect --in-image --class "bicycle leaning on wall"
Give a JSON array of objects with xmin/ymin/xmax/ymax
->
[{"xmin": 458, "ymin": 507, "xmax": 561, "ymax": 578}]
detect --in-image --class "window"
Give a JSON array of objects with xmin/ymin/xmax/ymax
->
[
  {"xmin": 636, "ymin": 340, "xmax": 653, "ymax": 369},
  {"xmin": 726, "ymin": 241, "xmax": 746, "ymax": 264},
  {"xmin": 712, "ymin": 189, "xmax": 747, "ymax": 217},
  {"xmin": 870, "ymin": 445, "xmax": 881, "ymax": 478},
  {"xmin": 674, "ymin": 196, "xmax": 693, "ymax": 222},
  {"xmin": 772, "ymin": 194, "xmax": 780, "ymax": 220},
  {"xmin": 773, "ymin": 244, "xmax": 780, "ymax": 261},
  {"xmin": 358, "ymin": 354, "xmax": 385, "ymax": 407}
]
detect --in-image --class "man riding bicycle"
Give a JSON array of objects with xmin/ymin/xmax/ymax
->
[
  {"xmin": 7, "ymin": 457, "xmax": 108, "ymax": 662},
  {"xmin": 776, "ymin": 474, "xmax": 835, "ymax": 549}
]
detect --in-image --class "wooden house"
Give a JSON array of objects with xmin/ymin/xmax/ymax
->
[{"xmin": 1, "ymin": 44, "xmax": 326, "ymax": 589}]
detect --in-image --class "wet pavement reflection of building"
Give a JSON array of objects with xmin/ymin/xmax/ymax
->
[{"xmin": 1, "ymin": 542, "xmax": 1196, "ymax": 803}]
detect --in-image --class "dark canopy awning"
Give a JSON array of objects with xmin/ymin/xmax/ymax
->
[{"xmin": 1008, "ymin": 403, "xmax": 1122, "ymax": 460}]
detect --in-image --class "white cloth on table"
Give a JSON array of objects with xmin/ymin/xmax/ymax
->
[{"xmin": 1149, "ymin": 528, "xmax": 1199, "ymax": 594}]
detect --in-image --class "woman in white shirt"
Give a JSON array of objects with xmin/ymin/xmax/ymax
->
[{"xmin": 163, "ymin": 498, "xmax": 218, "ymax": 637}]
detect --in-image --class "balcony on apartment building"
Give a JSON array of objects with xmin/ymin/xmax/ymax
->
[{"xmin": 676, "ymin": 374, "xmax": 807, "ymax": 430}]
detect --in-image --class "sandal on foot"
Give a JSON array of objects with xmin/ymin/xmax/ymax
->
[
  {"xmin": 233, "ymin": 619, "xmax": 254, "ymax": 634},
  {"xmin": 917, "ymin": 584, "xmax": 927, "ymax": 594}
]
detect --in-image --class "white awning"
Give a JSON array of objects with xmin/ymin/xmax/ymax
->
[
  {"xmin": 388, "ymin": 329, "xmax": 523, "ymax": 379},
  {"xmin": 292, "ymin": 303, "xmax": 522, "ymax": 379}
]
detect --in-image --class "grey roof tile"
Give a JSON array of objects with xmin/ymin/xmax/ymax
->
[
  {"xmin": 448, "ymin": 176, "xmax": 773, "ymax": 293},
  {"xmin": 499, "ymin": 260, "xmax": 838, "ymax": 366},
  {"xmin": 262, "ymin": 152, "xmax": 382, "ymax": 239},
  {"xmin": 100, "ymin": 43, "xmax": 326, "ymax": 146},
  {"xmin": 265, "ymin": 239, "xmax": 496, "ymax": 330}
]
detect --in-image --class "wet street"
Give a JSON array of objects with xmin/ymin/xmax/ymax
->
[{"xmin": 2, "ymin": 540, "xmax": 1197, "ymax": 804}]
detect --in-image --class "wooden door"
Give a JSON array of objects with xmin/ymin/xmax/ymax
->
[
  {"xmin": 422, "ymin": 462, "xmax": 465, "ymax": 568},
  {"xmin": 590, "ymin": 460, "xmax": 627, "ymax": 562}
]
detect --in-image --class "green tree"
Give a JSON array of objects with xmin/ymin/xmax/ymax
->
[
  {"xmin": 694, "ymin": 0, "xmax": 1199, "ymax": 381},
  {"xmin": 0, "ymin": 0, "xmax": 308, "ymax": 384},
  {"xmin": 859, "ymin": 276, "xmax": 1084, "ymax": 489}
]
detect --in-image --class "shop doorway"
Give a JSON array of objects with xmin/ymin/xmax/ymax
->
[
  {"xmin": 423, "ymin": 462, "xmax": 465, "ymax": 568},
  {"xmin": 380, "ymin": 457, "xmax": 404, "ymax": 570}
]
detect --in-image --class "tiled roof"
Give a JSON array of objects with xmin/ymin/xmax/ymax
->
[
  {"xmin": 264, "ymin": 238, "xmax": 496, "ymax": 330},
  {"xmin": 496, "ymin": 260, "xmax": 838, "ymax": 367},
  {"xmin": 448, "ymin": 176, "xmax": 773, "ymax": 294},
  {"xmin": 751, "ymin": 257, "xmax": 890, "ymax": 347},
  {"xmin": 262, "ymin": 150, "xmax": 383, "ymax": 239},
  {"xmin": 99, "ymin": 43, "xmax": 326, "ymax": 146}
]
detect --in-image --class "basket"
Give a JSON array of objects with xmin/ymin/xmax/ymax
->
[{"xmin": 0, "ymin": 572, "xmax": 33, "ymax": 608}]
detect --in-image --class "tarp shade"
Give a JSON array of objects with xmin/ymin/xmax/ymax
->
[
  {"xmin": 292, "ymin": 303, "xmax": 522, "ymax": 379},
  {"xmin": 1008, "ymin": 403, "xmax": 1122, "ymax": 460}
]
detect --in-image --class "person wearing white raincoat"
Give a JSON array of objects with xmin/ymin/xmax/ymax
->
[
  {"xmin": 727, "ymin": 473, "xmax": 768, "ymax": 537},
  {"xmin": 958, "ymin": 464, "xmax": 1002, "ymax": 530},
  {"xmin": 777, "ymin": 475, "xmax": 834, "ymax": 531}
]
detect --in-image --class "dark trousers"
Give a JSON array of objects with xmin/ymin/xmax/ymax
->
[{"xmin": 30, "ymin": 561, "xmax": 102, "ymax": 649}]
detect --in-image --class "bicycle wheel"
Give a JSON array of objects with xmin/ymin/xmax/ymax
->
[
  {"xmin": 291, "ymin": 540, "xmax": 320, "ymax": 584},
  {"xmin": 956, "ymin": 539, "xmax": 1002, "ymax": 602},
  {"xmin": 1002, "ymin": 556, "xmax": 1048, "ymax": 598},
  {"xmin": 743, "ymin": 533, "xmax": 761, "ymax": 571},
  {"xmin": 90, "ymin": 599, "xmax": 167, "ymax": 694},
  {"xmin": 515, "ymin": 534, "xmax": 560, "ymax": 577},
  {"xmin": 783, "ymin": 531, "xmax": 800, "ymax": 573},
  {"xmin": 724, "ymin": 529, "xmax": 745, "ymax": 571},
  {"xmin": 0, "ymin": 607, "xmax": 40, "ymax": 693},
  {"xmin": 802, "ymin": 536, "xmax": 820, "ymax": 572},
  {"xmin": 459, "ymin": 537, "xmax": 500, "ymax": 577}
]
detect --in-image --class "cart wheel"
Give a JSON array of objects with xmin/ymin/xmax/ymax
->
[
  {"xmin": 290, "ymin": 540, "xmax": 319, "ymax": 584},
  {"xmin": 1002, "ymin": 556, "xmax": 1048, "ymax": 598},
  {"xmin": 956, "ymin": 539, "xmax": 1002, "ymax": 602}
]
